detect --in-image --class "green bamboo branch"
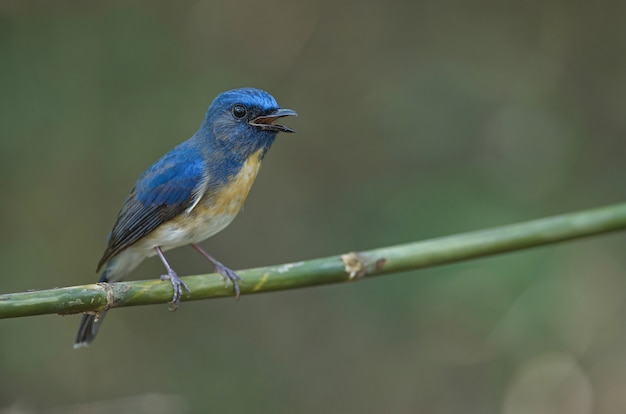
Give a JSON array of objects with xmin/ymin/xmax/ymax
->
[{"xmin": 1, "ymin": 202, "xmax": 626, "ymax": 319}]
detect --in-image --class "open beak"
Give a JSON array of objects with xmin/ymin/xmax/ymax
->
[{"xmin": 249, "ymin": 108, "xmax": 297, "ymax": 133}]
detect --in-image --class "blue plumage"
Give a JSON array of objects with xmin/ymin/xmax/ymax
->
[
  {"xmin": 75, "ymin": 88, "xmax": 296, "ymax": 348},
  {"xmin": 135, "ymin": 142, "xmax": 205, "ymax": 206}
]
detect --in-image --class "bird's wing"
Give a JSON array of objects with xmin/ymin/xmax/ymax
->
[{"xmin": 97, "ymin": 147, "xmax": 207, "ymax": 271}]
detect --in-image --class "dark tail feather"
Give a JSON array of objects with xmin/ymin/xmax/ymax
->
[
  {"xmin": 73, "ymin": 266, "xmax": 112, "ymax": 348},
  {"xmin": 74, "ymin": 311, "xmax": 108, "ymax": 348}
]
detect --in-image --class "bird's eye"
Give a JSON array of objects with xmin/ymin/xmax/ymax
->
[{"xmin": 232, "ymin": 105, "xmax": 247, "ymax": 119}]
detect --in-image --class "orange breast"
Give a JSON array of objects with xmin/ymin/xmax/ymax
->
[{"xmin": 198, "ymin": 148, "xmax": 264, "ymax": 218}]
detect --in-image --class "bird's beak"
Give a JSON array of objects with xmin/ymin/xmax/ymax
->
[{"xmin": 249, "ymin": 108, "xmax": 297, "ymax": 133}]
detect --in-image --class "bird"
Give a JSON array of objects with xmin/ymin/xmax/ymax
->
[{"xmin": 74, "ymin": 88, "xmax": 296, "ymax": 348}]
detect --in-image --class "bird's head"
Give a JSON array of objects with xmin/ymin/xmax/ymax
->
[{"xmin": 201, "ymin": 88, "xmax": 297, "ymax": 159}]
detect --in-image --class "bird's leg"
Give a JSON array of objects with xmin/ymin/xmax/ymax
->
[
  {"xmin": 155, "ymin": 246, "xmax": 191, "ymax": 311},
  {"xmin": 190, "ymin": 244, "xmax": 242, "ymax": 300}
]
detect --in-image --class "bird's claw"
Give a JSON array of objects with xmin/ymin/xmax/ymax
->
[
  {"xmin": 160, "ymin": 270, "xmax": 191, "ymax": 311},
  {"xmin": 214, "ymin": 263, "xmax": 242, "ymax": 300},
  {"xmin": 190, "ymin": 244, "xmax": 243, "ymax": 300}
]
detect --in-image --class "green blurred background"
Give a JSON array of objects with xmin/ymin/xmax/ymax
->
[{"xmin": 1, "ymin": 1, "xmax": 625, "ymax": 413}]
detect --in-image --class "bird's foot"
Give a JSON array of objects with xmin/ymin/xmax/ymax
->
[
  {"xmin": 160, "ymin": 269, "xmax": 191, "ymax": 311},
  {"xmin": 190, "ymin": 244, "xmax": 243, "ymax": 300},
  {"xmin": 214, "ymin": 262, "xmax": 242, "ymax": 300}
]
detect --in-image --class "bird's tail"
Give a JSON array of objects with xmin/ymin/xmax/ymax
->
[
  {"xmin": 73, "ymin": 267, "xmax": 112, "ymax": 348},
  {"xmin": 74, "ymin": 312, "xmax": 108, "ymax": 348}
]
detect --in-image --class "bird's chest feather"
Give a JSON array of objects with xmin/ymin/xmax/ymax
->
[{"xmin": 147, "ymin": 151, "xmax": 263, "ymax": 250}]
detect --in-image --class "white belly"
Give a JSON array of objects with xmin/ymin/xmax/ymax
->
[{"xmin": 146, "ymin": 211, "xmax": 237, "ymax": 251}]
